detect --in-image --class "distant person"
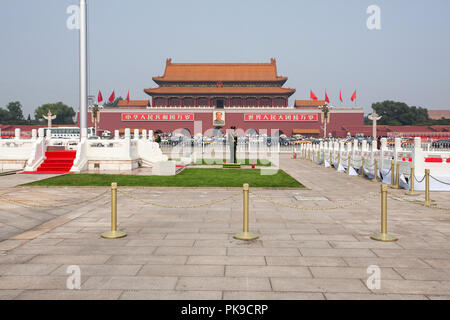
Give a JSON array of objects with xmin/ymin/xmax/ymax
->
[
  {"xmin": 155, "ymin": 134, "xmax": 161, "ymax": 145},
  {"xmin": 377, "ymin": 136, "xmax": 381, "ymax": 150}
]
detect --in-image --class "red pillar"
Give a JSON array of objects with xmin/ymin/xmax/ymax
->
[
  {"xmin": 166, "ymin": 97, "xmax": 169, "ymax": 107},
  {"xmin": 271, "ymin": 98, "xmax": 274, "ymax": 108},
  {"xmin": 257, "ymin": 98, "xmax": 260, "ymax": 107}
]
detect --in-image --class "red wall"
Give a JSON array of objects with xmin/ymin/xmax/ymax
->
[{"xmin": 91, "ymin": 110, "xmax": 364, "ymax": 137}]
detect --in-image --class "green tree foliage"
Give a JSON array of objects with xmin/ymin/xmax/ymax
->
[
  {"xmin": 0, "ymin": 101, "xmax": 26, "ymax": 124},
  {"xmin": 6, "ymin": 101, "xmax": 25, "ymax": 122},
  {"xmin": 0, "ymin": 108, "xmax": 11, "ymax": 123},
  {"xmin": 35, "ymin": 102, "xmax": 76, "ymax": 125},
  {"xmin": 371, "ymin": 100, "xmax": 436, "ymax": 126}
]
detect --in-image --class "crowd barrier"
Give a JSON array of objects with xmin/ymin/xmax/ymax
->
[{"xmin": 296, "ymin": 137, "xmax": 450, "ymax": 192}]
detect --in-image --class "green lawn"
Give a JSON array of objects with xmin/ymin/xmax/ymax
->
[
  {"xmin": 168, "ymin": 159, "xmax": 272, "ymax": 166},
  {"xmin": 24, "ymin": 168, "xmax": 303, "ymax": 188},
  {"xmin": 193, "ymin": 159, "xmax": 272, "ymax": 166}
]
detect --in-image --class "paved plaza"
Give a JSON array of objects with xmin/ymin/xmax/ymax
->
[{"xmin": 1, "ymin": 155, "xmax": 450, "ymax": 300}]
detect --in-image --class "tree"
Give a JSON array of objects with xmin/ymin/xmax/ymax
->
[
  {"xmin": 34, "ymin": 102, "xmax": 76, "ymax": 125},
  {"xmin": 371, "ymin": 100, "xmax": 430, "ymax": 126},
  {"xmin": 0, "ymin": 108, "xmax": 10, "ymax": 123},
  {"xmin": 6, "ymin": 101, "xmax": 25, "ymax": 122},
  {"xmin": 0, "ymin": 101, "xmax": 26, "ymax": 124}
]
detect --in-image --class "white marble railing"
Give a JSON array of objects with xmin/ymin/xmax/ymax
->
[
  {"xmin": 1, "ymin": 128, "xmax": 168, "ymax": 172},
  {"xmin": 298, "ymin": 137, "xmax": 450, "ymax": 190}
]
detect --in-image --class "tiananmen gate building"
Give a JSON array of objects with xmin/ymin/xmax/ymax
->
[{"xmin": 88, "ymin": 59, "xmax": 365, "ymax": 137}]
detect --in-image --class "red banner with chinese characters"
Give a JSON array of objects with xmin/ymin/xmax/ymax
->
[
  {"xmin": 244, "ymin": 114, "xmax": 318, "ymax": 121},
  {"xmin": 121, "ymin": 114, "xmax": 195, "ymax": 121}
]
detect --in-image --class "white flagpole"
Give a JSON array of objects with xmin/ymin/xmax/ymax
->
[{"xmin": 79, "ymin": 0, "xmax": 88, "ymax": 135}]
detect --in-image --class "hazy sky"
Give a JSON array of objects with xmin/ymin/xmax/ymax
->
[{"xmin": 1, "ymin": 0, "xmax": 449, "ymax": 118}]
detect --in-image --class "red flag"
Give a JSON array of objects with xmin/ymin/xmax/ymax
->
[
  {"xmin": 325, "ymin": 91, "xmax": 330, "ymax": 104},
  {"xmin": 97, "ymin": 90, "xmax": 103, "ymax": 103},
  {"xmin": 108, "ymin": 91, "xmax": 116, "ymax": 103},
  {"xmin": 339, "ymin": 90, "xmax": 343, "ymax": 103},
  {"xmin": 310, "ymin": 90, "xmax": 318, "ymax": 101},
  {"xmin": 126, "ymin": 91, "xmax": 130, "ymax": 104},
  {"xmin": 351, "ymin": 90, "xmax": 357, "ymax": 102}
]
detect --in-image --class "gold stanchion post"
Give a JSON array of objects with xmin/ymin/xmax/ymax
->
[
  {"xmin": 371, "ymin": 184, "xmax": 398, "ymax": 242},
  {"xmin": 373, "ymin": 159, "xmax": 379, "ymax": 182},
  {"xmin": 390, "ymin": 160, "xmax": 395, "ymax": 186},
  {"xmin": 348, "ymin": 154, "xmax": 351, "ymax": 172},
  {"xmin": 393, "ymin": 161, "xmax": 401, "ymax": 189},
  {"xmin": 407, "ymin": 165, "xmax": 418, "ymax": 196},
  {"xmin": 424, "ymin": 169, "xmax": 431, "ymax": 207},
  {"xmin": 234, "ymin": 184, "xmax": 258, "ymax": 241},
  {"xmin": 361, "ymin": 157, "xmax": 365, "ymax": 177},
  {"xmin": 101, "ymin": 182, "xmax": 127, "ymax": 239}
]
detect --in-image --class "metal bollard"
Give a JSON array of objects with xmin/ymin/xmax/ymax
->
[
  {"xmin": 234, "ymin": 184, "xmax": 259, "ymax": 241},
  {"xmin": 361, "ymin": 157, "xmax": 365, "ymax": 177},
  {"xmin": 101, "ymin": 182, "xmax": 127, "ymax": 239},
  {"xmin": 348, "ymin": 154, "xmax": 351, "ymax": 172},
  {"xmin": 390, "ymin": 160, "xmax": 395, "ymax": 186},
  {"xmin": 407, "ymin": 165, "xmax": 418, "ymax": 196},
  {"xmin": 371, "ymin": 184, "xmax": 398, "ymax": 242},
  {"xmin": 373, "ymin": 159, "xmax": 379, "ymax": 182},
  {"xmin": 393, "ymin": 162, "xmax": 401, "ymax": 189},
  {"xmin": 424, "ymin": 169, "xmax": 431, "ymax": 207}
]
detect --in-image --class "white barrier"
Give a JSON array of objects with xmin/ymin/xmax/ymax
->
[
  {"xmin": 299, "ymin": 137, "xmax": 450, "ymax": 191},
  {"xmin": 0, "ymin": 128, "xmax": 168, "ymax": 173},
  {"xmin": 0, "ymin": 129, "xmax": 36, "ymax": 171}
]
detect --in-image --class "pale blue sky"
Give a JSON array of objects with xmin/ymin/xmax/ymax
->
[{"xmin": 1, "ymin": 0, "xmax": 449, "ymax": 118}]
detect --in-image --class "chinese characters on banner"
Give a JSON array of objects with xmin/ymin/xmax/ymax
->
[
  {"xmin": 121, "ymin": 114, "xmax": 195, "ymax": 121},
  {"xmin": 244, "ymin": 114, "xmax": 318, "ymax": 121}
]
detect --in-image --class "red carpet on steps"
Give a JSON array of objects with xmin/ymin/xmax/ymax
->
[{"xmin": 21, "ymin": 150, "xmax": 77, "ymax": 174}]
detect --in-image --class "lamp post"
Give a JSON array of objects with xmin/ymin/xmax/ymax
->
[
  {"xmin": 89, "ymin": 104, "xmax": 103, "ymax": 137},
  {"xmin": 319, "ymin": 104, "xmax": 332, "ymax": 139}
]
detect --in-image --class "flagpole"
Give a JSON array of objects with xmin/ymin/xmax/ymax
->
[{"xmin": 79, "ymin": 0, "xmax": 88, "ymax": 135}]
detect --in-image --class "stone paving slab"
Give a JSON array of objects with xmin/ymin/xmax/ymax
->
[{"xmin": 1, "ymin": 155, "xmax": 450, "ymax": 299}]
